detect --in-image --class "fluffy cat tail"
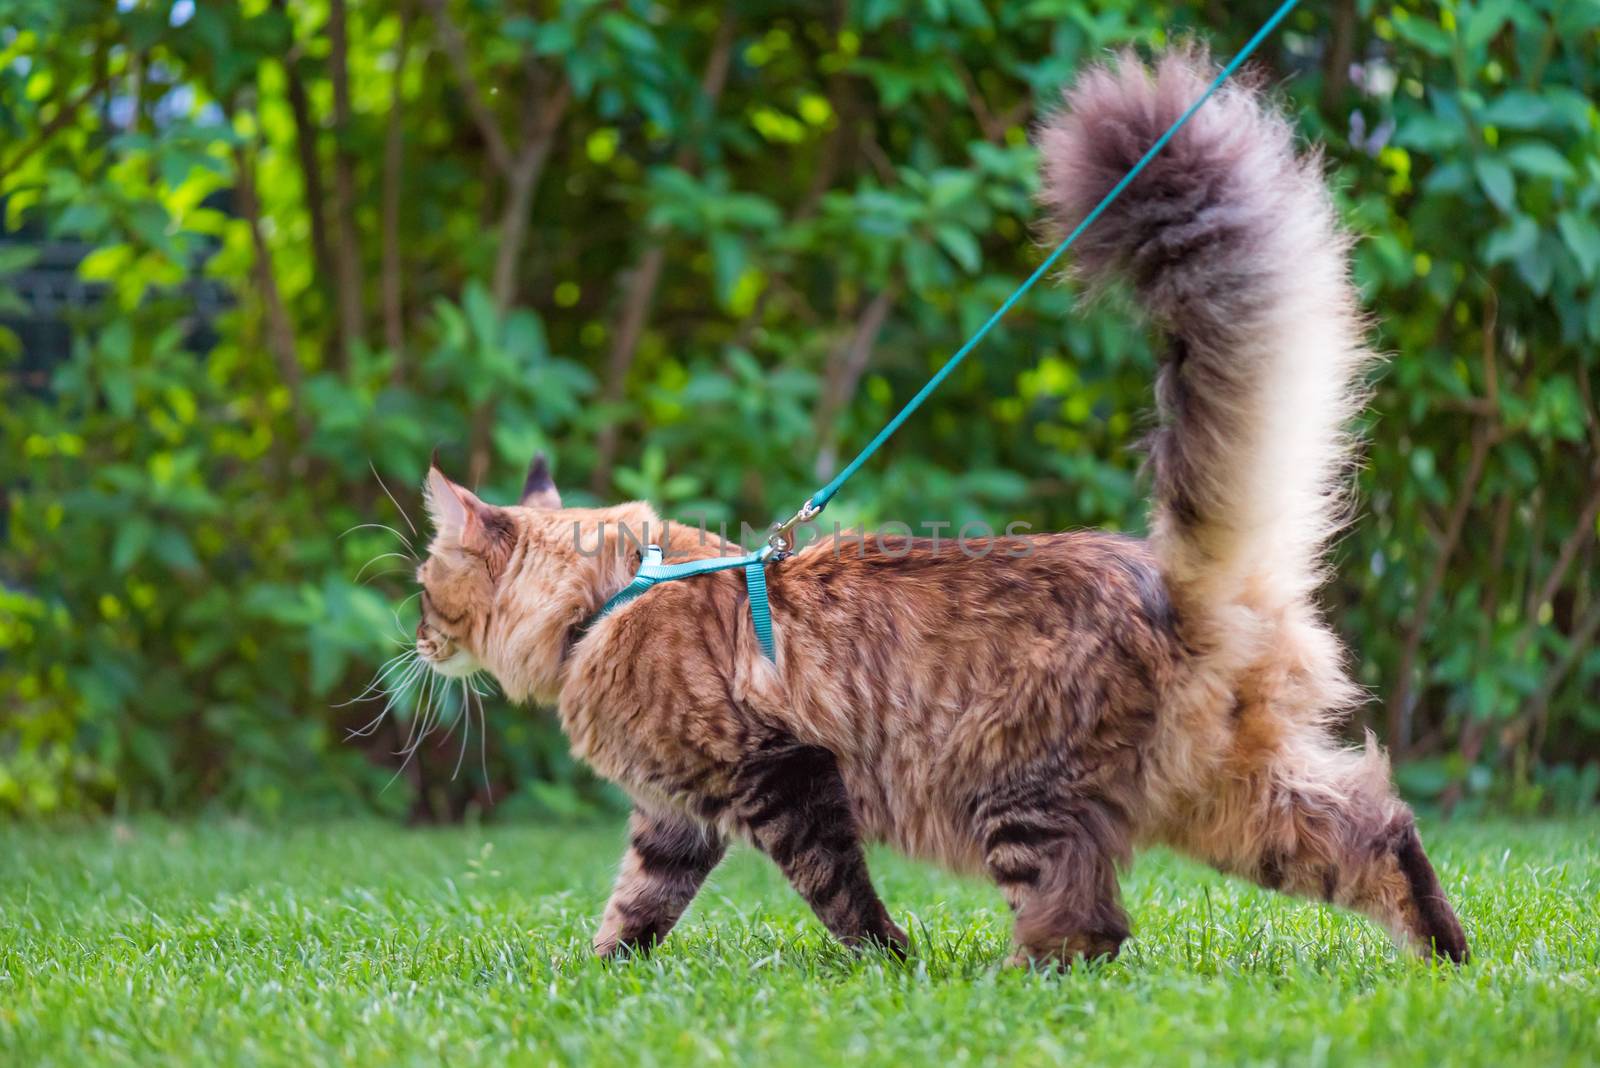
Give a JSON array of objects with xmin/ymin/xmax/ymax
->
[{"xmin": 1038, "ymin": 48, "xmax": 1376, "ymax": 620}]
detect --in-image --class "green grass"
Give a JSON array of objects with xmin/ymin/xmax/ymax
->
[{"xmin": 2, "ymin": 818, "xmax": 1596, "ymax": 1066}]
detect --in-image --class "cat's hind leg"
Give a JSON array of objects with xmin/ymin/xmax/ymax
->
[
  {"xmin": 1177, "ymin": 731, "xmax": 1469, "ymax": 963},
  {"xmin": 974, "ymin": 771, "xmax": 1132, "ymax": 965}
]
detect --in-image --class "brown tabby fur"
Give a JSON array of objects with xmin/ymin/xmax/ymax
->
[{"xmin": 411, "ymin": 48, "xmax": 1467, "ymax": 966}]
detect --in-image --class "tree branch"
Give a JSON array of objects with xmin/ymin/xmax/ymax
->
[
  {"xmin": 1385, "ymin": 421, "xmax": 1493, "ymax": 755},
  {"xmin": 232, "ymin": 141, "xmax": 308, "ymax": 436},
  {"xmin": 1577, "ymin": 358, "xmax": 1600, "ymax": 455},
  {"xmin": 382, "ymin": 3, "xmax": 414, "ymax": 370},
  {"xmin": 1511, "ymin": 468, "xmax": 1600, "ymax": 662},
  {"xmin": 3, "ymin": 66, "xmax": 119, "ymax": 177},
  {"xmin": 1519, "ymin": 596, "xmax": 1600, "ymax": 757},
  {"xmin": 271, "ymin": 0, "xmax": 334, "ymax": 295},
  {"xmin": 590, "ymin": 14, "xmax": 739, "ymax": 492},
  {"xmin": 423, "ymin": 0, "xmax": 512, "ymax": 174},
  {"xmin": 488, "ymin": 78, "xmax": 570, "ymax": 313},
  {"xmin": 1321, "ymin": 0, "xmax": 1357, "ymax": 109},
  {"xmin": 952, "ymin": 61, "xmax": 1016, "ymax": 144},
  {"xmin": 812, "ymin": 287, "xmax": 896, "ymax": 481},
  {"xmin": 328, "ymin": 0, "xmax": 367, "ymax": 366},
  {"xmin": 589, "ymin": 247, "xmax": 667, "ymax": 489}
]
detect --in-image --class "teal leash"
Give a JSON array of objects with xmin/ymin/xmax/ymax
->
[
  {"xmin": 589, "ymin": 0, "xmax": 1305, "ymax": 660},
  {"xmin": 768, "ymin": 0, "xmax": 1305, "ymax": 549}
]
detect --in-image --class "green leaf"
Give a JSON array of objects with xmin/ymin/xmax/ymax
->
[
  {"xmin": 1422, "ymin": 161, "xmax": 1470, "ymax": 195},
  {"xmin": 1473, "ymin": 157, "xmax": 1516, "ymax": 212},
  {"xmin": 600, "ymin": 13, "xmax": 656, "ymax": 56},
  {"xmin": 1557, "ymin": 213, "xmax": 1600, "ymax": 281},
  {"xmin": 530, "ymin": 20, "xmax": 575, "ymax": 55},
  {"xmin": 1480, "ymin": 91, "xmax": 1554, "ymax": 130},
  {"xmin": 708, "ymin": 232, "xmax": 745, "ymax": 306},
  {"xmin": 1390, "ymin": 13, "xmax": 1453, "ymax": 56},
  {"xmin": 934, "ymin": 224, "xmax": 981, "ymax": 273},
  {"xmin": 1395, "ymin": 113, "xmax": 1464, "ymax": 152},
  {"xmin": 53, "ymin": 200, "xmax": 111, "ymax": 237},
  {"xmin": 1395, "ymin": 759, "xmax": 1452, "ymax": 798},
  {"xmin": 1461, "ymin": 0, "xmax": 1513, "ymax": 50},
  {"xmin": 462, "ymin": 281, "xmax": 500, "ymax": 347},
  {"xmin": 1515, "ymin": 237, "xmax": 1555, "ymax": 296},
  {"xmin": 0, "ymin": 244, "xmax": 40, "ymax": 274},
  {"xmin": 307, "ymin": 638, "xmax": 346, "ymax": 698},
  {"xmin": 492, "ymin": 423, "xmax": 549, "ymax": 472},
  {"xmin": 502, "ymin": 309, "xmax": 549, "ymax": 364},
  {"xmin": 1484, "ymin": 216, "xmax": 1538, "ymax": 264},
  {"xmin": 112, "ymin": 518, "xmax": 155, "ymax": 572},
  {"xmin": 152, "ymin": 526, "xmax": 201, "ymax": 573},
  {"xmin": 1505, "ymin": 142, "xmax": 1576, "ymax": 182}
]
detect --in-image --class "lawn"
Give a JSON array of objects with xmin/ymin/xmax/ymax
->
[{"xmin": 1, "ymin": 817, "xmax": 1596, "ymax": 1067}]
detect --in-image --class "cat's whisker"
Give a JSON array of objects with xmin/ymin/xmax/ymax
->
[
  {"xmin": 452, "ymin": 678, "xmax": 471, "ymax": 780},
  {"xmin": 412, "ymin": 667, "xmax": 451, "ymax": 756},
  {"xmin": 392, "ymin": 669, "xmax": 435, "ymax": 756},
  {"xmin": 435, "ymin": 679, "xmax": 468, "ymax": 750},
  {"xmin": 388, "ymin": 593, "xmax": 424, "ymax": 641},
  {"xmin": 335, "ymin": 649, "xmax": 417, "ymax": 708},
  {"xmin": 384, "ymin": 657, "xmax": 427, "ymax": 702},
  {"xmin": 379, "ymin": 656, "xmax": 424, "ymax": 700},
  {"xmin": 347, "ymin": 659, "xmax": 424, "ymax": 739},
  {"xmin": 354, "ymin": 552, "xmax": 414, "ymax": 585},
  {"xmin": 370, "ymin": 461, "xmax": 420, "ymax": 540},
  {"xmin": 419, "ymin": 674, "xmax": 450, "ymax": 754},
  {"xmin": 381, "ymin": 677, "xmax": 429, "ymax": 788},
  {"xmin": 350, "ymin": 647, "xmax": 414, "ymax": 691},
  {"xmin": 339, "ymin": 522, "xmax": 418, "ymax": 560},
  {"xmin": 474, "ymin": 684, "xmax": 491, "ymax": 801},
  {"xmin": 412, "ymin": 670, "xmax": 443, "ymax": 755},
  {"xmin": 391, "ymin": 667, "xmax": 451, "ymax": 789},
  {"xmin": 336, "ymin": 658, "xmax": 414, "ymax": 716}
]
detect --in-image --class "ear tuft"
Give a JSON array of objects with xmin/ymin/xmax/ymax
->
[
  {"xmin": 520, "ymin": 452, "xmax": 562, "ymax": 509},
  {"xmin": 425, "ymin": 464, "xmax": 469, "ymax": 538}
]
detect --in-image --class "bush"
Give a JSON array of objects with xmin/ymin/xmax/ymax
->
[{"xmin": 2, "ymin": 0, "xmax": 1597, "ymax": 818}]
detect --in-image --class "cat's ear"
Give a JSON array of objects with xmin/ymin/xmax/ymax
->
[
  {"xmin": 425, "ymin": 456, "xmax": 498, "ymax": 554},
  {"xmin": 520, "ymin": 452, "xmax": 562, "ymax": 509}
]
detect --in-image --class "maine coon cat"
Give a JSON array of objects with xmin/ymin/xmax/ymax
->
[{"xmin": 410, "ymin": 48, "xmax": 1468, "ymax": 966}]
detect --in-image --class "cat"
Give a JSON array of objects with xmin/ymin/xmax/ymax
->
[{"xmin": 411, "ymin": 46, "xmax": 1468, "ymax": 967}]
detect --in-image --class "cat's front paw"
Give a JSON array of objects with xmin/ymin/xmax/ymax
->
[
  {"xmin": 880, "ymin": 921, "xmax": 911, "ymax": 960},
  {"xmin": 593, "ymin": 934, "xmax": 658, "ymax": 959},
  {"xmin": 849, "ymin": 919, "xmax": 910, "ymax": 960},
  {"xmin": 592, "ymin": 925, "xmax": 661, "ymax": 960}
]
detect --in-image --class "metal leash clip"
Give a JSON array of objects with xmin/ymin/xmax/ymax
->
[{"xmin": 767, "ymin": 497, "xmax": 821, "ymax": 561}]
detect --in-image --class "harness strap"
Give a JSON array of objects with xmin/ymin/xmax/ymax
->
[
  {"xmin": 744, "ymin": 555, "xmax": 776, "ymax": 660},
  {"xmin": 584, "ymin": 544, "xmax": 777, "ymax": 660}
]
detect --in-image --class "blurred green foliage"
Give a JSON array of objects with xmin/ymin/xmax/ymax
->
[{"xmin": 1, "ymin": 0, "xmax": 1597, "ymax": 820}]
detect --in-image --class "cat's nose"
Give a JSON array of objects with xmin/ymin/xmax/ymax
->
[{"xmin": 416, "ymin": 619, "xmax": 427, "ymax": 640}]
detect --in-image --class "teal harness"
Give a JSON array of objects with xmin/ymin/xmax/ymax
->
[
  {"xmin": 587, "ymin": 544, "xmax": 777, "ymax": 660},
  {"xmin": 579, "ymin": 0, "xmax": 1302, "ymax": 662}
]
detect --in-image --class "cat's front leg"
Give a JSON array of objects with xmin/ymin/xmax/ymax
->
[
  {"xmin": 593, "ymin": 806, "xmax": 725, "ymax": 957},
  {"xmin": 731, "ymin": 735, "xmax": 908, "ymax": 956}
]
